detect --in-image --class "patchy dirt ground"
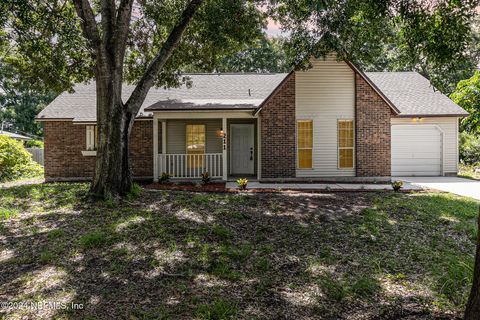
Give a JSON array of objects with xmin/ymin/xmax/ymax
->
[
  {"xmin": 0, "ymin": 176, "xmax": 44, "ymax": 189},
  {"xmin": 0, "ymin": 183, "xmax": 478, "ymax": 319}
]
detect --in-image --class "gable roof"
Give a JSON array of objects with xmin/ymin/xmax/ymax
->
[
  {"xmin": 37, "ymin": 70, "xmax": 467, "ymax": 121},
  {"xmin": 365, "ymin": 72, "xmax": 469, "ymax": 117},
  {"xmin": 36, "ymin": 74, "xmax": 287, "ymax": 122}
]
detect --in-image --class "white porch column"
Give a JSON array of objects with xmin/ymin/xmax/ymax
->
[
  {"xmin": 153, "ymin": 115, "xmax": 159, "ymax": 182},
  {"xmin": 161, "ymin": 120, "xmax": 167, "ymax": 177},
  {"xmin": 257, "ymin": 116, "xmax": 261, "ymax": 180},
  {"xmin": 222, "ymin": 117, "xmax": 228, "ymax": 180},
  {"xmin": 161, "ymin": 120, "xmax": 167, "ymax": 155}
]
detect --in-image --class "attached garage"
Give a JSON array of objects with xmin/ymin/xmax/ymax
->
[
  {"xmin": 391, "ymin": 124, "xmax": 443, "ymax": 176},
  {"xmin": 366, "ymin": 72, "xmax": 467, "ymax": 177}
]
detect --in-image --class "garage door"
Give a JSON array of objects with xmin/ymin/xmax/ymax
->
[{"xmin": 391, "ymin": 125, "xmax": 442, "ymax": 176}]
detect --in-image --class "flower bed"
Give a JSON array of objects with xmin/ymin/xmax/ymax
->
[{"xmin": 144, "ymin": 181, "xmax": 226, "ymax": 192}]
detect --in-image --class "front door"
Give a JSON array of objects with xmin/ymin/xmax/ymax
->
[{"xmin": 230, "ymin": 124, "xmax": 254, "ymax": 175}]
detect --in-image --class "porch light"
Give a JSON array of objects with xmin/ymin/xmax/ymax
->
[
  {"xmin": 216, "ymin": 128, "xmax": 225, "ymax": 138},
  {"xmin": 412, "ymin": 117, "xmax": 423, "ymax": 122}
]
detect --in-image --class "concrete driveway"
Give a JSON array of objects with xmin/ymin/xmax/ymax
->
[{"xmin": 398, "ymin": 176, "xmax": 480, "ymax": 200}]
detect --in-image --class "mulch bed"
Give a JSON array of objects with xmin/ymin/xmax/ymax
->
[
  {"xmin": 144, "ymin": 181, "xmax": 227, "ymax": 192},
  {"xmin": 143, "ymin": 182, "xmax": 418, "ymax": 194}
]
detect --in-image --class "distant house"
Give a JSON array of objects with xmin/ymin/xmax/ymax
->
[
  {"xmin": 0, "ymin": 130, "xmax": 32, "ymax": 142},
  {"xmin": 37, "ymin": 54, "xmax": 468, "ymax": 182}
]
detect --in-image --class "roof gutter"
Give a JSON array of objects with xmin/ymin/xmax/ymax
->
[{"xmin": 393, "ymin": 113, "xmax": 469, "ymax": 118}]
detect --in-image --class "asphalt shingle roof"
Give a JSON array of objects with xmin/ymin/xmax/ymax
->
[
  {"xmin": 365, "ymin": 72, "xmax": 468, "ymax": 117},
  {"xmin": 36, "ymin": 74, "xmax": 287, "ymax": 122},
  {"xmin": 37, "ymin": 71, "xmax": 468, "ymax": 121}
]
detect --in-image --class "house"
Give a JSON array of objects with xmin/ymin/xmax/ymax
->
[
  {"xmin": 36, "ymin": 55, "xmax": 468, "ymax": 182},
  {"xmin": 0, "ymin": 130, "xmax": 32, "ymax": 142}
]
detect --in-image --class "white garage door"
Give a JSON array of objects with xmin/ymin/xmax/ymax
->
[{"xmin": 391, "ymin": 125, "xmax": 442, "ymax": 176}]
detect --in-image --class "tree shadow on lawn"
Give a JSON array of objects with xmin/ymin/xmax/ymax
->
[{"xmin": 0, "ymin": 184, "xmax": 477, "ymax": 319}]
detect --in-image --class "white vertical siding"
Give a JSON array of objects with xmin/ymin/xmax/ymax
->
[
  {"xmin": 391, "ymin": 117, "xmax": 459, "ymax": 174},
  {"xmin": 295, "ymin": 56, "xmax": 355, "ymax": 177},
  {"xmin": 166, "ymin": 119, "xmax": 223, "ymax": 154}
]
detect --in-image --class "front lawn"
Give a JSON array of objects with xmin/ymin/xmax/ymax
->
[{"xmin": 0, "ymin": 184, "xmax": 478, "ymax": 319}]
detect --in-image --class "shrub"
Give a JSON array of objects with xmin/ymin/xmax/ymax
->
[
  {"xmin": 460, "ymin": 132, "xmax": 480, "ymax": 166},
  {"xmin": 25, "ymin": 139, "xmax": 44, "ymax": 148},
  {"xmin": 201, "ymin": 172, "xmax": 211, "ymax": 185},
  {"xmin": 391, "ymin": 180, "xmax": 403, "ymax": 192},
  {"xmin": 159, "ymin": 172, "xmax": 171, "ymax": 183},
  {"xmin": 0, "ymin": 136, "xmax": 43, "ymax": 182},
  {"xmin": 236, "ymin": 178, "xmax": 248, "ymax": 190}
]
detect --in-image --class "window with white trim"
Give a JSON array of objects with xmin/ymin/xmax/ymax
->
[
  {"xmin": 86, "ymin": 125, "xmax": 98, "ymax": 151},
  {"xmin": 338, "ymin": 120, "xmax": 354, "ymax": 169},
  {"xmin": 186, "ymin": 124, "xmax": 206, "ymax": 168}
]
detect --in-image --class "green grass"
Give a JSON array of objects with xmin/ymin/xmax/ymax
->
[
  {"xmin": 39, "ymin": 249, "xmax": 55, "ymax": 264},
  {"xmin": 47, "ymin": 228, "xmax": 65, "ymax": 240},
  {"xmin": 78, "ymin": 230, "xmax": 109, "ymax": 248},
  {"xmin": 0, "ymin": 183, "xmax": 478, "ymax": 319},
  {"xmin": 0, "ymin": 207, "xmax": 20, "ymax": 219},
  {"xmin": 195, "ymin": 299, "xmax": 238, "ymax": 320}
]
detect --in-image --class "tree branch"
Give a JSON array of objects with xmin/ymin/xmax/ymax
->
[
  {"xmin": 70, "ymin": 0, "xmax": 100, "ymax": 49},
  {"xmin": 114, "ymin": 0, "xmax": 134, "ymax": 68},
  {"xmin": 125, "ymin": 0, "xmax": 204, "ymax": 114}
]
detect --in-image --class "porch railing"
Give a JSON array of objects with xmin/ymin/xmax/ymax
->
[{"xmin": 158, "ymin": 153, "xmax": 223, "ymax": 178}]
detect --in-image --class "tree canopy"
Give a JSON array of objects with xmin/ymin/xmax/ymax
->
[
  {"xmin": 1, "ymin": 1, "xmax": 478, "ymax": 93},
  {"xmin": 0, "ymin": 63, "xmax": 55, "ymax": 136},
  {"xmin": 451, "ymin": 70, "xmax": 480, "ymax": 134}
]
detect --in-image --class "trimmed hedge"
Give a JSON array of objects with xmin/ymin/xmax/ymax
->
[{"xmin": 0, "ymin": 136, "xmax": 43, "ymax": 182}]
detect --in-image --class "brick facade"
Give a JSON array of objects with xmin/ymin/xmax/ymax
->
[
  {"xmin": 43, "ymin": 120, "xmax": 153, "ymax": 181},
  {"xmin": 259, "ymin": 73, "xmax": 296, "ymax": 179},
  {"xmin": 355, "ymin": 74, "xmax": 393, "ymax": 177}
]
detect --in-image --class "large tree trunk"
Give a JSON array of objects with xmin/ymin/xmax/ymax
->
[
  {"xmin": 89, "ymin": 67, "xmax": 134, "ymax": 199},
  {"xmin": 465, "ymin": 208, "xmax": 480, "ymax": 320}
]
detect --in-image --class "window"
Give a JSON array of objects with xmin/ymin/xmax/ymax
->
[
  {"xmin": 186, "ymin": 124, "xmax": 206, "ymax": 168},
  {"xmin": 297, "ymin": 120, "xmax": 313, "ymax": 169},
  {"xmin": 338, "ymin": 120, "xmax": 354, "ymax": 168},
  {"xmin": 86, "ymin": 125, "xmax": 98, "ymax": 151}
]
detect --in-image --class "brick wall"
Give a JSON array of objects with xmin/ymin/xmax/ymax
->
[
  {"xmin": 129, "ymin": 120, "xmax": 153, "ymax": 177},
  {"xmin": 355, "ymin": 74, "xmax": 393, "ymax": 177},
  {"xmin": 259, "ymin": 73, "xmax": 296, "ymax": 178},
  {"xmin": 43, "ymin": 120, "xmax": 153, "ymax": 181}
]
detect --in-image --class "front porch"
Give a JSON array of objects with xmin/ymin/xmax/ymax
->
[{"xmin": 152, "ymin": 111, "xmax": 260, "ymax": 181}]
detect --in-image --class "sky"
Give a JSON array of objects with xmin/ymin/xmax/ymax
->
[{"xmin": 266, "ymin": 19, "xmax": 284, "ymax": 36}]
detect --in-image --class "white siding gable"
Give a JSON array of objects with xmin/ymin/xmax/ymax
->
[{"xmin": 295, "ymin": 55, "xmax": 355, "ymax": 177}]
